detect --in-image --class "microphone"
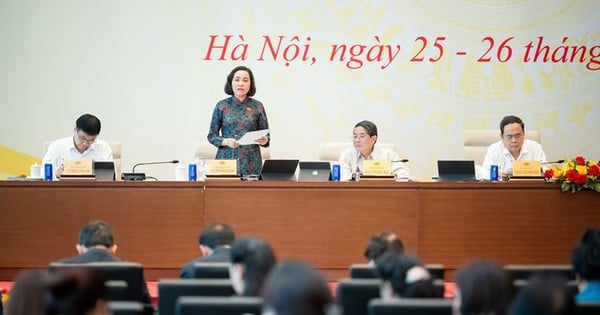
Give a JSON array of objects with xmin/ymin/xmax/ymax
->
[
  {"xmin": 122, "ymin": 160, "xmax": 179, "ymax": 181},
  {"xmin": 541, "ymin": 160, "xmax": 565, "ymax": 164},
  {"xmin": 391, "ymin": 159, "xmax": 410, "ymax": 163}
]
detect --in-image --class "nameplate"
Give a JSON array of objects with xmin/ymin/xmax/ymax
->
[
  {"xmin": 512, "ymin": 160, "xmax": 542, "ymax": 176},
  {"xmin": 206, "ymin": 159, "xmax": 237, "ymax": 175},
  {"xmin": 63, "ymin": 159, "xmax": 94, "ymax": 176},
  {"xmin": 362, "ymin": 160, "xmax": 392, "ymax": 176}
]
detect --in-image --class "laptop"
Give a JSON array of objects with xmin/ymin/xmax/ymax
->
[
  {"xmin": 260, "ymin": 159, "xmax": 299, "ymax": 181},
  {"xmin": 298, "ymin": 161, "xmax": 331, "ymax": 181},
  {"xmin": 94, "ymin": 161, "xmax": 116, "ymax": 181},
  {"xmin": 436, "ymin": 160, "xmax": 477, "ymax": 182}
]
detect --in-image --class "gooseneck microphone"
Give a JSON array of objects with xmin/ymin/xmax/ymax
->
[
  {"xmin": 391, "ymin": 159, "xmax": 410, "ymax": 163},
  {"xmin": 122, "ymin": 160, "xmax": 179, "ymax": 181},
  {"xmin": 541, "ymin": 160, "xmax": 565, "ymax": 164}
]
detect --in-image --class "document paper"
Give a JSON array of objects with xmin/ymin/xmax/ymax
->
[{"xmin": 237, "ymin": 129, "xmax": 269, "ymax": 145}]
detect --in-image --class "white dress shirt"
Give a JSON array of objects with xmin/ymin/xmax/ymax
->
[
  {"xmin": 482, "ymin": 139, "xmax": 547, "ymax": 176},
  {"xmin": 338, "ymin": 145, "xmax": 411, "ymax": 179},
  {"xmin": 41, "ymin": 136, "xmax": 113, "ymax": 179}
]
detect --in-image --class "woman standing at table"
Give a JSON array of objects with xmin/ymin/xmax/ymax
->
[{"xmin": 207, "ymin": 66, "xmax": 270, "ymax": 176}]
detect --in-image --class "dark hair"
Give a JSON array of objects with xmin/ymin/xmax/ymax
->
[
  {"xmin": 45, "ymin": 267, "xmax": 108, "ymax": 315},
  {"xmin": 262, "ymin": 260, "xmax": 332, "ymax": 315},
  {"xmin": 455, "ymin": 259, "xmax": 512, "ymax": 315},
  {"xmin": 509, "ymin": 275, "xmax": 575, "ymax": 315},
  {"xmin": 354, "ymin": 120, "xmax": 378, "ymax": 137},
  {"xmin": 376, "ymin": 253, "xmax": 437, "ymax": 298},
  {"xmin": 5, "ymin": 269, "xmax": 49, "ymax": 315},
  {"xmin": 230, "ymin": 237, "xmax": 276, "ymax": 296},
  {"xmin": 364, "ymin": 231, "xmax": 404, "ymax": 263},
  {"xmin": 78, "ymin": 220, "xmax": 114, "ymax": 248},
  {"xmin": 198, "ymin": 223, "xmax": 235, "ymax": 249},
  {"xmin": 500, "ymin": 115, "xmax": 524, "ymax": 135},
  {"xmin": 572, "ymin": 228, "xmax": 600, "ymax": 281},
  {"xmin": 75, "ymin": 114, "xmax": 102, "ymax": 136},
  {"xmin": 224, "ymin": 66, "xmax": 256, "ymax": 97}
]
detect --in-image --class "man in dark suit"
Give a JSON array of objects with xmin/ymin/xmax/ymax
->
[
  {"xmin": 58, "ymin": 220, "xmax": 153, "ymax": 306},
  {"xmin": 180, "ymin": 223, "xmax": 236, "ymax": 278}
]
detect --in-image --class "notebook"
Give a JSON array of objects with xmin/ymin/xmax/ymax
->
[
  {"xmin": 298, "ymin": 161, "xmax": 331, "ymax": 181},
  {"xmin": 436, "ymin": 160, "xmax": 477, "ymax": 182},
  {"xmin": 94, "ymin": 161, "xmax": 116, "ymax": 181},
  {"xmin": 260, "ymin": 159, "xmax": 299, "ymax": 181}
]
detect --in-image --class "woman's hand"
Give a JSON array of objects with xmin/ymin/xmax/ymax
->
[
  {"xmin": 255, "ymin": 137, "xmax": 269, "ymax": 146},
  {"xmin": 223, "ymin": 138, "xmax": 239, "ymax": 148}
]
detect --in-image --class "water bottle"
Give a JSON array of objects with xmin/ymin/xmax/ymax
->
[
  {"xmin": 188, "ymin": 163, "xmax": 197, "ymax": 181},
  {"xmin": 332, "ymin": 164, "xmax": 341, "ymax": 182},
  {"xmin": 44, "ymin": 163, "xmax": 53, "ymax": 181},
  {"xmin": 490, "ymin": 165, "xmax": 499, "ymax": 181}
]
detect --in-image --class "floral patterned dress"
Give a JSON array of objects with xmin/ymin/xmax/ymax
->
[{"xmin": 207, "ymin": 96, "xmax": 270, "ymax": 175}]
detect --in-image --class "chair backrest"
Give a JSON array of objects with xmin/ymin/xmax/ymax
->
[
  {"xmin": 503, "ymin": 264, "xmax": 574, "ymax": 281},
  {"xmin": 43, "ymin": 140, "xmax": 122, "ymax": 180},
  {"xmin": 336, "ymin": 279, "xmax": 381, "ymax": 315},
  {"xmin": 319, "ymin": 143, "xmax": 397, "ymax": 161},
  {"xmin": 107, "ymin": 301, "xmax": 145, "ymax": 315},
  {"xmin": 192, "ymin": 262, "xmax": 230, "ymax": 279},
  {"xmin": 349, "ymin": 264, "xmax": 445, "ymax": 281},
  {"xmin": 368, "ymin": 298, "xmax": 453, "ymax": 315},
  {"xmin": 576, "ymin": 301, "xmax": 600, "ymax": 315},
  {"xmin": 194, "ymin": 142, "xmax": 271, "ymax": 160},
  {"xmin": 158, "ymin": 279, "xmax": 236, "ymax": 315},
  {"xmin": 48, "ymin": 262, "xmax": 144, "ymax": 302},
  {"xmin": 175, "ymin": 296, "xmax": 263, "ymax": 315},
  {"xmin": 512, "ymin": 279, "xmax": 579, "ymax": 299},
  {"xmin": 463, "ymin": 129, "xmax": 540, "ymax": 165}
]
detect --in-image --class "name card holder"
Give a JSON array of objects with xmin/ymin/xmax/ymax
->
[
  {"xmin": 361, "ymin": 160, "xmax": 394, "ymax": 180},
  {"xmin": 60, "ymin": 160, "xmax": 95, "ymax": 180},
  {"xmin": 206, "ymin": 159, "xmax": 239, "ymax": 179}
]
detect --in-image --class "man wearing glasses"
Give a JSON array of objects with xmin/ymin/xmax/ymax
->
[{"xmin": 41, "ymin": 113, "xmax": 113, "ymax": 179}]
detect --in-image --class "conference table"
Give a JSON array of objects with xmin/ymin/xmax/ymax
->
[{"xmin": 1, "ymin": 180, "xmax": 597, "ymax": 281}]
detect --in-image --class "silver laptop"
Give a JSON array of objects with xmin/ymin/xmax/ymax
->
[
  {"xmin": 260, "ymin": 159, "xmax": 299, "ymax": 181},
  {"xmin": 298, "ymin": 161, "xmax": 331, "ymax": 181},
  {"xmin": 94, "ymin": 161, "xmax": 116, "ymax": 181},
  {"xmin": 437, "ymin": 160, "xmax": 477, "ymax": 182}
]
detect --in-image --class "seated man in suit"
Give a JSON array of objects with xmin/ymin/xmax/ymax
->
[
  {"xmin": 483, "ymin": 115, "xmax": 547, "ymax": 180},
  {"xmin": 338, "ymin": 120, "xmax": 411, "ymax": 179},
  {"xmin": 58, "ymin": 220, "xmax": 152, "ymax": 305},
  {"xmin": 42, "ymin": 113, "xmax": 113, "ymax": 179},
  {"xmin": 180, "ymin": 223, "xmax": 236, "ymax": 278}
]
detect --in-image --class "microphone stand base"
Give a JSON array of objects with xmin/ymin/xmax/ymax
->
[{"xmin": 121, "ymin": 173, "xmax": 146, "ymax": 181}]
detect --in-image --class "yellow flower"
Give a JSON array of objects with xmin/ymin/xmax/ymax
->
[
  {"xmin": 552, "ymin": 167, "xmax": 563, "ymax": 178},
  {"xmin": 576, "ymin": 165, "xmax": 588, "ymax": 175}
]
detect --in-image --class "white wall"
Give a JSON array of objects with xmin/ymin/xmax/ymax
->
[{"xmin": 1, "ymin": 0, "xmax": 599, "ymax": 180}]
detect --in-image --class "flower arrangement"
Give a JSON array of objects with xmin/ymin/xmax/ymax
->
[{"xmin": 544, "ymin": 156, "xmax": 600, "ymax": 193}]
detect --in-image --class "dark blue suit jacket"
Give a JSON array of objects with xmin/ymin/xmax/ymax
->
[
  {"xmin": 180, "ymin": 246, "xmax": 232, "ymax": 278},
  {"xmin": 59, "ymin": 248, "xmax": 152, "ymax": 304}
]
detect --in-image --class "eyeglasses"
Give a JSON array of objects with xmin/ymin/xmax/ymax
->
[
  {"xmin": 352, "ymin": 134, "xmax": 369, "ymax": 140},
  {"xmin": 76, "ymin": 132, "xmax": 96, "ymax": 144}
]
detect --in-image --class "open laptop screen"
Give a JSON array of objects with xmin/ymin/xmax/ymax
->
[
  {"xmin": 260, "ymin": 159, "xmax": 298, "ymax": 181},
  {"xmin": 94, "ymin": 161, "xmax": 116, "ymax": 181},
  {"xmin": 437, "ymin": 160, "xmax": 476, "ymax": 182},
  {"xmin": 298, "ymin": 161, "xmax": 331, "ymax": 181}
]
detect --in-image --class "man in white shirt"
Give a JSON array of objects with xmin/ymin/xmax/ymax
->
[
  {"xmin": 338, "ymin": 120, "xmax": 411, "ymax": 179},
  {"xmin": 482, "ymin": 115, "xmax": 547, "ymax": 180},
  {"xmin": 42, "ymin": 113, "xmax": 113, "ymax": 179}
]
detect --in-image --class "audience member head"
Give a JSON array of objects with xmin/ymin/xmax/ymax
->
[
  {"xmin": 198, "ymin": 223, "xmax": 235, "ymax": 256},
  {"xmin": 76, "ymin": 220, "xmax": 117, "ymax": 256},
  {"xmin": 224, "ymin": 65, "xmax": 256, "ymax": 97},
  {"xmin": 262, "ymin": 260, "xmax": 333, "ymax": 315},
  {"xmin": 364, "ymin": 231, "xmax": 404, "ymax": 264},
  {"xmin": 376, "ymin": 252, "xmax": 437, "ymax": 299},
  {"xmin": 45, "ymin": 267, "xmax": 109, "ymax": 315},
  {"xmin": 508, "ymin": 275, "xmax": 575, "ymax": 315},
  {"xmin": 454, "ymin": 259, "xmax": 512, "ymax": 315},
  {"xmin": 572, "ymin": 228, "xmax": 600, "ymax": 283},
  {"xmin": 5, "ymin": 269, "xmax": 49, "ymax": 315},
  {"xmin": 229, "ymin": 236, "xmax": 276, "ymax": 296}
]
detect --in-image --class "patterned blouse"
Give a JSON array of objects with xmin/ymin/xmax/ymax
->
[{"xmin": 207, "ymin": 96, "xmax": 270, "ymax": 175}]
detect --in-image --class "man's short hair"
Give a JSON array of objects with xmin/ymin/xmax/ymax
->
[
  {"xmin": 78, "ymin": 220, "xmax": 114, "ymax": 248},
  {"xmin": 198, "ymin": 223, "xmax": 235, "ymax": 249},
  {"xmin": 76, "ymin": 114, "xmax": 102, "ymax": 136},
  {"xmin": 499, "ymin": 115, "xmax": 524, "ymax": 135},
  {"xmin": 364, "ymin": 231, "xmax": 404, "ymax": 262},
  {"xmin": 354, "ymin": 120, "xmax": 378, "ymax": 137}
]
